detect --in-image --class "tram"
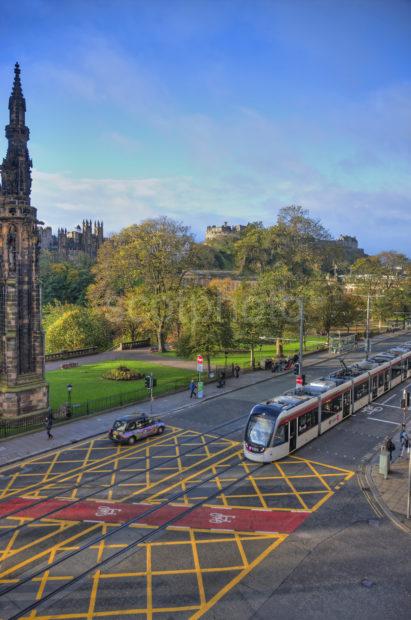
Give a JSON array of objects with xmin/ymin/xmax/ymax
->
[{"xmin": 243, "ymin": 345, "xmax": 411, "ymax": 462}]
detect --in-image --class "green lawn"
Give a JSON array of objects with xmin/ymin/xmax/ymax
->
[
  {"xmin": 46, "ymin": 360, "xmax": 194, "ymax": 411},
  {"xmin": 160, "ymin": 337, "xmax": 327, "ymax": 368}
]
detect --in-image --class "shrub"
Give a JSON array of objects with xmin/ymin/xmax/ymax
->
[{"xmin": 103, "ymin": 366, "xmax": 143, "ymax": 381}]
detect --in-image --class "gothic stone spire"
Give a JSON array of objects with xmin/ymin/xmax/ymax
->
[{"xmin": 0, "ymin": 63, "xmax": 32, "ymax": 203}]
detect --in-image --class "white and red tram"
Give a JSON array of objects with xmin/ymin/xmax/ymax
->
[{"xmin": 244, "ymin": 347, "xmax": 411, "ymax": 462}]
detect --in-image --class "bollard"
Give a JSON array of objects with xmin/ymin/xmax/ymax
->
[{"xmin": 379, "ymin": 448, "xmax": 390, "ymax": 480}]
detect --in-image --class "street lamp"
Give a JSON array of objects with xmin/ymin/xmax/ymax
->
[{"xmin": 67, "ymin": 384, "xmax": 73, "ymax": 418}]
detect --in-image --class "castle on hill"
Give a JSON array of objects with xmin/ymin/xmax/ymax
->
[{"xmin": 39, "ymin": 220, "xmax": 104, "ymax": 260}]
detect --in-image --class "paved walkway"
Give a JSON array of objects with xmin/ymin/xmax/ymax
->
[
  {"xmin": 368, "ymin": 421, "xmax": 411, "ymax": 532},
  {"xmin": 45, "ymin": 348, "xmax": 198, "ymax": 371}
]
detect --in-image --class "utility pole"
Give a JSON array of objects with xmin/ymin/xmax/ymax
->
[
  {"xmin": 365, "ymin": 294, "xmax": 371, "ymax": 360},
  {"xmin": 299, "ymin": 298, "xmax": 304, "ymax": 378},
  {"xmin": 407, "ymin": 448, "xmax": 411, "ymax": 519}
]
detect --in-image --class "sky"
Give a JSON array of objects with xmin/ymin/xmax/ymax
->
[{"xmin": 0, "ymin": 0, "xmax": 410, "ymax": 255}]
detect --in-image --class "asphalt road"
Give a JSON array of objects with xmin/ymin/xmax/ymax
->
[{"xmin": 0, "ymin": 333, "xmax": 410, "ymax": 620}]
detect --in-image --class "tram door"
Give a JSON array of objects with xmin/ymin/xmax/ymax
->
[
  {"xmin": 343, "ymin": 392, "xmax": 351, "ymax": 418},
  {"xmin": 289, "ymin": 419, "xmax": 297, "ymax": 452}
]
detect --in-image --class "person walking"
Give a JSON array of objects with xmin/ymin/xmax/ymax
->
[
  {"xmin": 189, "ymin": 379, "xmax": 197, "ymax": 399},
  {"xmin": 234, "ymin": 364, "xmax": 240, "ymax": 378},
  {"xmin": 400, "ymin": 427, "xmax": 409, "ymax": 457},
  {"xmin": 45, "ymin": 414, "xmax": 53, "ymax": 440},
  {"xmin": 386, "ymin": 437, "xmax": 396, "ymax": 462}
]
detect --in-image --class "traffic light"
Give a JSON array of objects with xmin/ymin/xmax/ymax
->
[
  {"xmin": 144, "ymin": 375, "xmax": 151, "ymax": 389},
  {"xmin": 293, "ymin": 363, "xmax": 300, "ymax": 375},
  {"xmin": 152, "ymin": 376, "xmax": 157, "ymax": 387}
]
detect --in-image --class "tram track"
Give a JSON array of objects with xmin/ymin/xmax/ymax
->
[
  {"xmin": 0, "ymin": 413, "xmax": 247, "ymax": 527},
  {"xmin": 1, "ymin": 450, "xmax": 264, "ymax": 619},
  {"xmin": 0, "ymin": 431, "xmax": 243, "ymax": 553}
]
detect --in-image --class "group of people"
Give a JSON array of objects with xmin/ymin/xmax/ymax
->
[
  {"xmin": 266, "ymin": 353, "xmax": 299, "ymax": 373},
  {"xmin": 189, "ymin": 363, "xmax": 241, "ymax": 397},
  {"xmin": 384, "ymin": 425, "xmax": 409, "ymax": 461}
]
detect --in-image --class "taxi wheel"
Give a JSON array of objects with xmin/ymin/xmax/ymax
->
[
  {"xmin": 128, "ymin": 436, "xmax": 136, "ymax": 445},
  {"xmin": 157, "ymin": 426, "xmax": 164, "ymax": 435}
]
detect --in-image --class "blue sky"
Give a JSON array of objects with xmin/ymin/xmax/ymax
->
[{"xmin": 0, "ymin": 0, "xmax": 410, "ymax": 254}]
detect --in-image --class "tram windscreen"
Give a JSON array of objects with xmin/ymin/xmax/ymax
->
[{"xmin": 246, "ymin": 414, "xmax": 276, "ymax": 448}]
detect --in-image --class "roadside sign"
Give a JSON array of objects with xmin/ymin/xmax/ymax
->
[
  {"xmin": 296, "ymin": 375, "xmax": 303, "ymax": 386},
  {"xmin": 197, "ymin": 355, "xmax": 203, "ymax": 373},
  {"xmin": 197, "ymin": 381, "xmax": 204, "ymax": 399}
]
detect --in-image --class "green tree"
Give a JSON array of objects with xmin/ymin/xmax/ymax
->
[
  {"xmin": 46, "ymin": 307, "xmax": 112, "ymax": 354},
  {"xmin": 307, "ymin": 281, "xmax": 359, "ymax": 343},
  {"xmin": 89, "ymin": 217, "xmax": 199, "ymax": 351},
  {"xmin": 40, "ymin": 253, "xmax": 94, "ymax": 305},
  {"xmin": 178, "ymin": 286, "xmax": 233, "ymax": 372}
]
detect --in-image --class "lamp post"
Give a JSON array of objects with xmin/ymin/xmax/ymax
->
[
  {"xmin": 67, "ymin": 384, "xmax": 73, "ymax": 418},
  {"xmin": 365, "ymin": 294, "xmax": 371, "ymax": 360}
]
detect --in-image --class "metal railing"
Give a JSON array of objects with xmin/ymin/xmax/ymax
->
[
  {"xmin": 45, "ymin": 347, "xmax": 98, "ymax": 362},
  {"xmin": 0, "ymin": 376, "xmax": 195, "ymax": 439}
]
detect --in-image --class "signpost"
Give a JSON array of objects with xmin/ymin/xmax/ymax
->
[{"xmin": 197, "ymin": 355, "xmax": 204, "ymax": 398}]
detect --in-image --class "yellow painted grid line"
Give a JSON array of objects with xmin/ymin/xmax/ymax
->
[
  {"xmin": 0, "ymin": 426, "xmax": 186, "ymax": 500},
  {"xmin": 191, "ymin": 534, "xmax": 288, "ymax": 619},
  {"xmin": 121, "ymin": 443, "xmax": 240, "ymax": 504},
  {"xmin": 274, "ymin": 462, "xmax": 309, "ymax": 511},
  {"xmin": 0, "ymin": 523, "xmax": 101, "ymax": 580},
  {"xmin": 190, "ymin": 529, "xmax": 206, "ymax": 607},
  {"xmin": 146, "ymin": 543, "xmax": 153, "ymax": 620}
]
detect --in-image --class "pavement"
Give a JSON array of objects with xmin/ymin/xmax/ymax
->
[
  {"xmin": 2, "ymin": 329, "xmax": 410, "ymax": 533},
  {"xmin": 367, "ymin": 421, "xmax": 411, "ymax": 532}
]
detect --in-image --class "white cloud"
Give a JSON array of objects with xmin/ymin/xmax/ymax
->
[{"xmin": 32, "ymin": 167, "xmax": 411, "ymax": 256}]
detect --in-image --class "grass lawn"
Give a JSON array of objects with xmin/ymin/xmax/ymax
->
[
  {"xmin": 46, "ymin": 360, "xmax": 194, "ymax": 411},
  {"xmin": 160, "ymin": 337, "xmax": 327, "ymax": 368}
]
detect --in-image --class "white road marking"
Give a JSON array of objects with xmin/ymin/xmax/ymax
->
[
  {"xmin": 381, "ymin": 394, "xmax": 397, "ymax": 404},
  {"xmin": 366, "ymin": 417, "xmax": 398, "ymax": 425},
  {"xmin": 381, "ymin": 404, "xmax": 402, "ymax": 410}
]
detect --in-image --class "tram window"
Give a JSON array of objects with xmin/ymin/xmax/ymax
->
[
  {"xmin": 322, "ymin": 395, "xmax": 342, "ymax": 420},
  {"xmin": 298, "ymin": 409, "xmax": 318, "ymax": 434},
  {"xmin": 391, "ymin": 365, "xmax": 402, "ymax": 379},
  {"xmin": 378, "ymin": 373, "xmax": 384, "ymax": 387},
  {"xmin": 273, "ymin": 423, "xmax": 288, "ymax": 446},
  {"xmin": 354, "ymin": 382, "xmax": 368, "ymax": 401}
]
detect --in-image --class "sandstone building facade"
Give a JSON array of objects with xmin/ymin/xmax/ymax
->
[{"xmin": 0, "ymin": 64, "xmax": 49, "ymax": 418}]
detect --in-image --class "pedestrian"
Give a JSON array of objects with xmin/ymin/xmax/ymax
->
[
  {"xmin": 217, "ymin": 371, "xmax": 226, "ymax": 388},
  {"xmin": 234, "ymin": 364, "xmax": 240, "ymax": 378},
  {"xmin": 385, "ymin": 437, "xmax": 395, "ymax": 462},
  {"xmin": 45, "ymin": 414, "xmax": 53, "ymax": 440},
  {"xmin": 400, "ymin": 427, "xmax": 409, "ymax": 457},
  {"xmin": 189, "ymin": 379, "xmax": 197, "ymax": 399}
]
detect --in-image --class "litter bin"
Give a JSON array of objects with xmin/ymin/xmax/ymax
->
[{"xmin": 379, "ymin": 448, "xmax": 390, "ymax": 479}]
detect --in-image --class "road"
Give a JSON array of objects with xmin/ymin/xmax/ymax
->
[{"xmin": 0, "ymin": 333, "xmax": 410, "ymax": 620}]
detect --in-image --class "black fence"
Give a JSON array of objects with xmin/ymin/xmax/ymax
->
[
  {"xmin": 119, "ymin": 339, "xmax": 151, "ymax": 351},
  {"xmin": 0, "ymin": 376, "xmax": 193, "ymax": 439},
  {"xmin": 45, "ymin": 347, "xmax": 98, "ymax": 362}
]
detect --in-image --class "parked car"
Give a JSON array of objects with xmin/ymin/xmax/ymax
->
[{"xmin": 108, "ymin": 414, "xmax": 165, "ymax": 445}]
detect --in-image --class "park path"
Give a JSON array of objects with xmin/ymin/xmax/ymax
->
[{"xmin": 46, "ymin": 348, "xmax": 197, "ymax": 372}]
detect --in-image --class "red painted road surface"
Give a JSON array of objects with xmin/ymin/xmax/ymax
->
[{"xmin": 0, "ymin": 497, "xmax": 309, "ymax": 533}]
